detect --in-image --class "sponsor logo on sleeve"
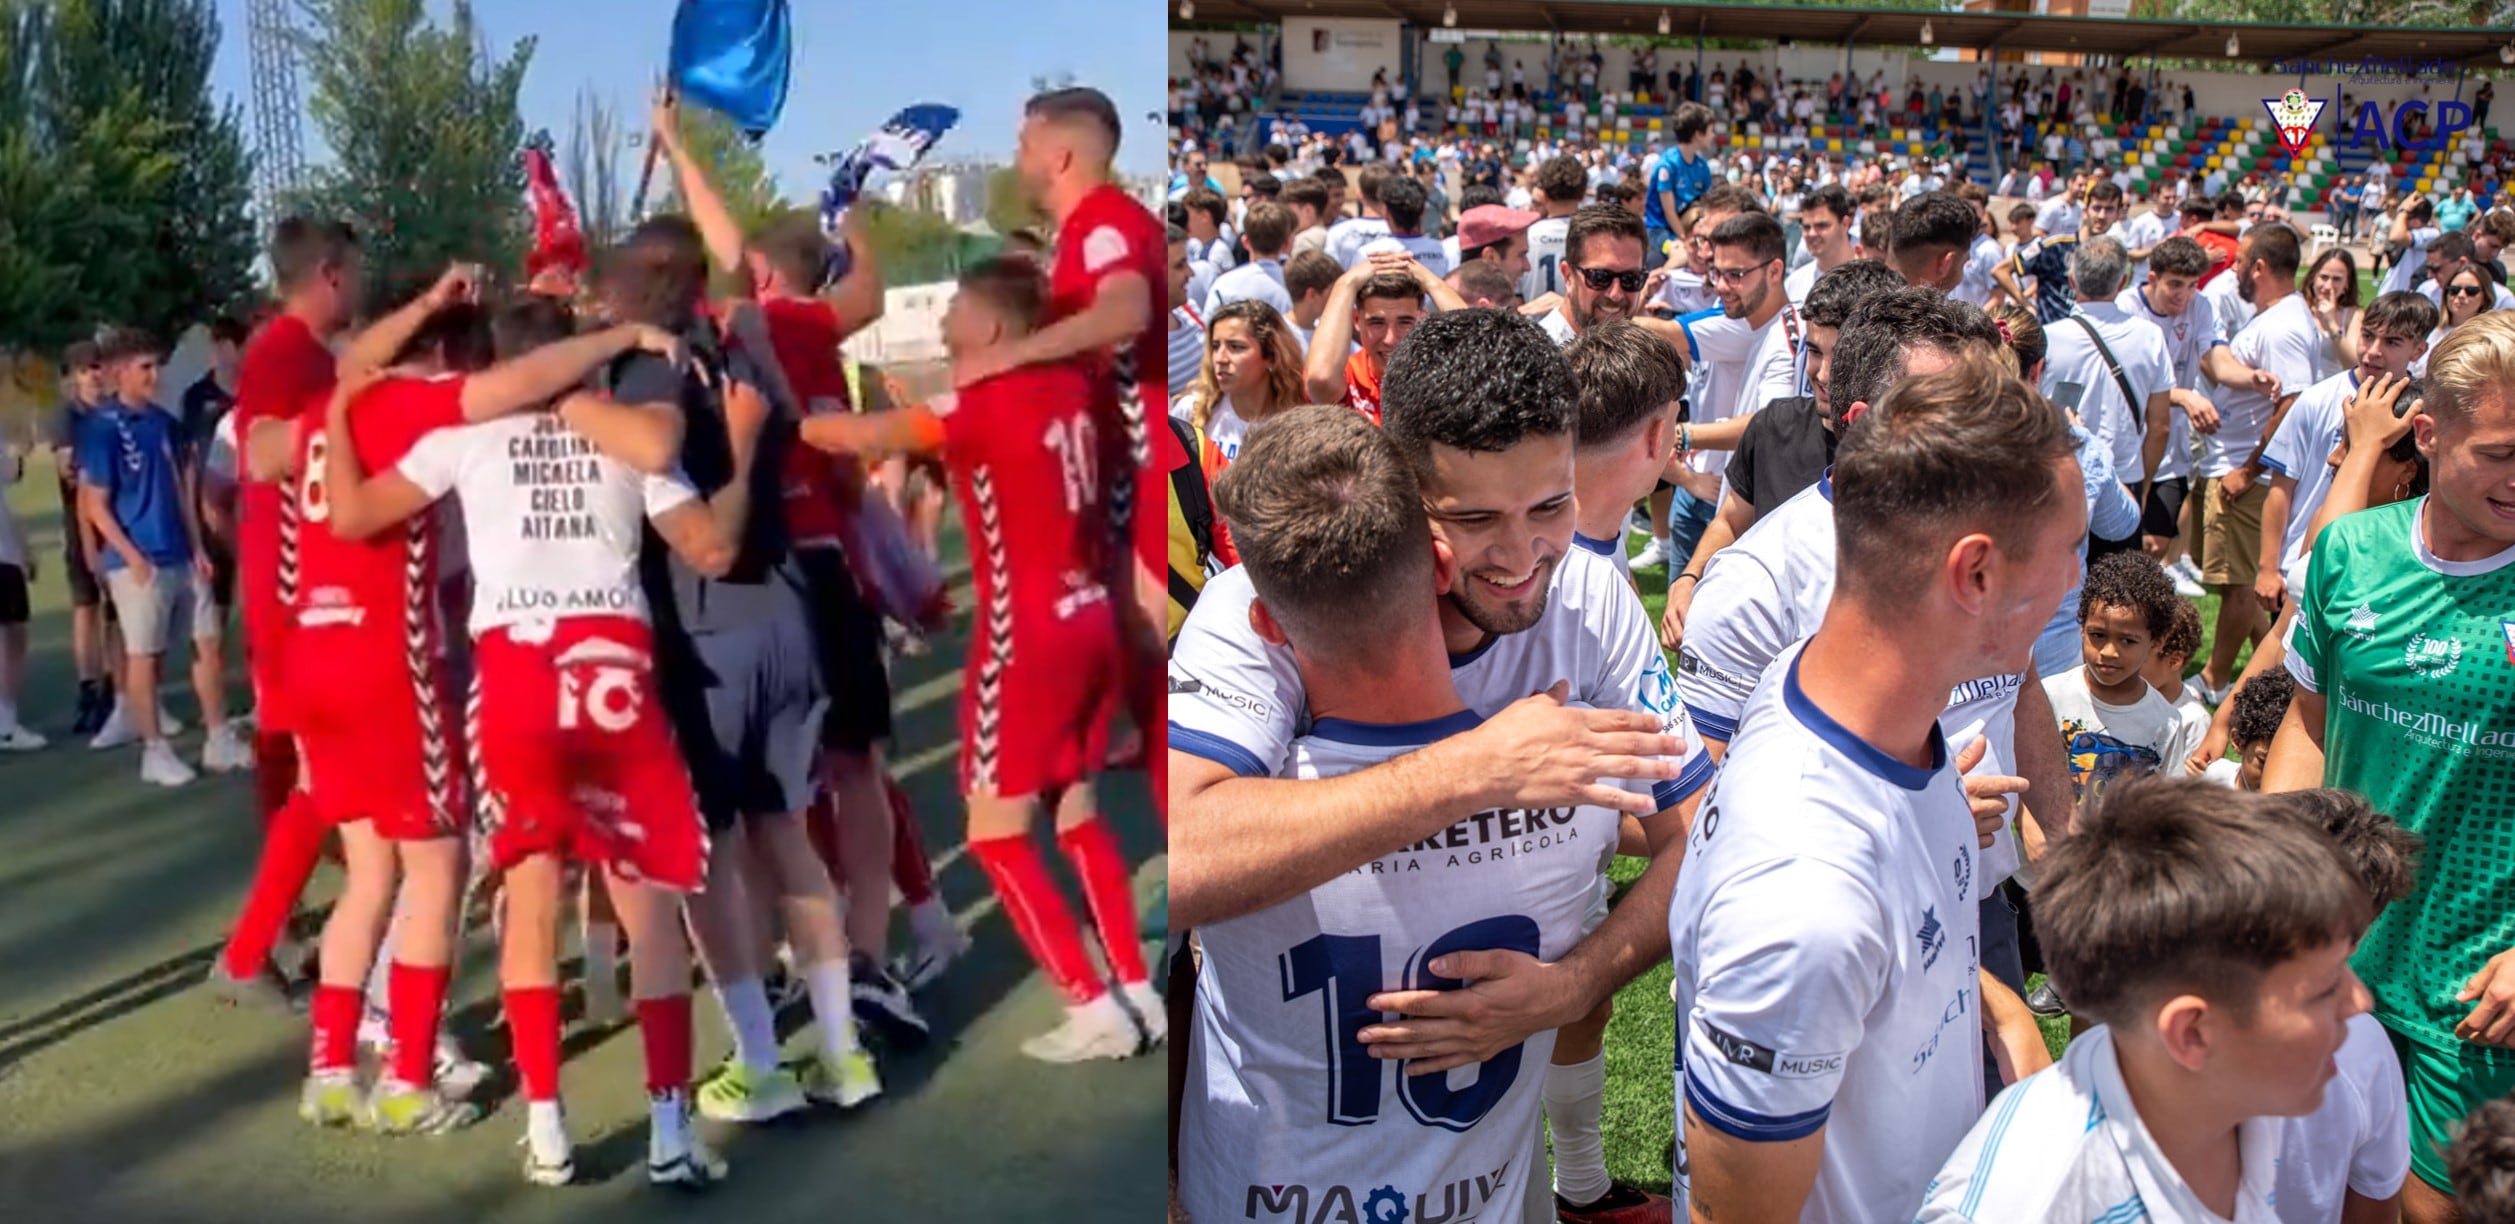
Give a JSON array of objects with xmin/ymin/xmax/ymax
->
[{"xmin": 1702, "ymin": 1021, "xmax": 1843, "ymax": 1079}]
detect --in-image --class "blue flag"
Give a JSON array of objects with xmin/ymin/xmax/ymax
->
[
  {"xmin": 815, "ymin": 103, "xmax": 961, "ymax": 287},
  {"xmin": 668, "ymin": 0, "xmax": 792, "ymax": 138}
]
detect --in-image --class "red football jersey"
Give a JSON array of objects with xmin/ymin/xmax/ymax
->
[
  {"xmin": 941, "ymin": 362, "xmax": 1112, "ymax": 636},
  {"xmin": 760, "ymin": 296, "xmax": 858, "ymax": 547},
  {"xmin": 234, "ymin": 313, "xmax": 338, "ymax": 645},
  {"xmin": 1049, "ymin": 183, "xmax": 1166, "ymax": 565},
  {"xmin": 292, "ymin": 375, "xmax": 467, "ymax": 635}
]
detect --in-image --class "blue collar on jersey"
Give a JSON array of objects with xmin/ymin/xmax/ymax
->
[
  {"xmin": 1818, "ymin": 469, "xmax": 1833, "ymax": 501},
  {"xmin": 1571, "ymin": 531, "xmax": 1620, "ymax": 557},
  {"xmin": 1310, "ymin": 709, "xmax": 1485, "ymax": 747},
  {"xmin": 1781, "ymin": 653, "xmax": 1946, "ymax": 791}
]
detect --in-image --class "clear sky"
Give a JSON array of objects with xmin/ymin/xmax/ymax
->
[{"xmin": 205, "ymin": 0, "xmax": 1164, "ymax": 204}]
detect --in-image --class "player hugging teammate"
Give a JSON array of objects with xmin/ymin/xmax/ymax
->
[{"xmin": 205, "ymin": 83, "xmax": 1164, "ymax": 1193}]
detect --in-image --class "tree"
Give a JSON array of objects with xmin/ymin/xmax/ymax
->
[
  {"xmin": 654, "ymin": 104, "xmax": 786, "ymax": 236},
  {"xmin": 984, "ymin": 166, "xmax": 1046, "ymax": 239},
  {"xmin": 295, "ymin": 0, "xmax": 532, "ymax": 298},
  {"xmin": 12, "ymin": 0, "xmax": 254, "ymax": 345},
  {"xmin": 564, "ymin": 86, "xmax": 628, "ymax": 249},
  {"xmin": 853, "ymin": 199, "xmax": 983, "ymax": 286}
]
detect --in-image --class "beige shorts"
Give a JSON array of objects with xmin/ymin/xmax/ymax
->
[{"xmin": 2197, "ymin": 477, "xmax": 2268, "ymax": 588}]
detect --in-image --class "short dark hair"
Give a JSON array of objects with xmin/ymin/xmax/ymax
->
[
  {"xmin": 600, "ymin": 215, "xmax": 709, "ymax": 330},
  {"xmin": 1025, "ymin": 86, "xmax": 1122, "ymax": 151},
  {"xmin": 62, "ymin": 339, "xmax": 99, "ymax": 370},
  {"xmin": 1281, "ymin": 177, "xmax": 1329, "ymax": 215},
  {"xmin": 957, "ymin": 256, "xmax": 1051, "ymax": 332},
  {"xmin": 2178, "ymin": 197, "xmax": 2213, "ymax": 222},
  {"xmin": 96, "ymin": 326, "xmax": 159, "ymax": 367},
  {"xmin": 2009, "ymin": 202, "xmax": 2039, "ymax": 224},
  {"xmin": 2242, "ymin": 223, "xmax": 2303, "ymax": 280},
  {"xmin": 2078, "ymin": 551, "xmax": 2179, "ymax": 641},
  {"xmin": 2157, "ymin": 594, "xmax": 2202, "ymax": 663},
  {"xmin": 2084, "ymin": 179, "xmax": 2124, "ymax": 207},
  {"xmin": 1564, "ymin": 319, "xmax": 1685, "ymax": 452},
  {"xmin": 1244, "ymin": 170, "xmax": 1281, "ymax": 198},
  {"xmin": 1356, "ymin": 271, "xmax": 1425, "ymax": 308},
  {"xmin": 207, "ymin": 315, "xmax": 251, "ymax": 347},
  {"xmin": 1214, "ymin": 405, "xmax": 1434, "ymax": 666},
  {"xmin": 2447, "ymin": 1095, "xmax": 2515, "ymax": 1217},
  {"xmin": 1536, "ymin": 155, "xmax": 1587, "ymax": 205},
  {"xmin": 1181, "ymin": 187, "xmax": 1228, "ymax": 226},
  {"xmin": 1241, "ymin": 202, "xmax": 1294, "ymax": 256},
  {"xmin": 1355, "ymin": 163, "xmax": 1393, "ymax": 207},
  {"xmin": 2216, "ymin": 190, "xmax": 2248, "ymax": 217},
  {"xmin": 2039, "ymin": 778, "xmax": 2369, "ymax": 1028},
  {"xmin": 1800, "ymin": 185, "xmax": 1854, "ymax": 225},
  {"xmin": 1802, "ymin": 259, "xmax": 1908, "ymax": 330},
  {"xmin": 1458, "ymin": 184, "xmax": 1506, "ymax": 213},
  {"xmin": 1592, "ymin": 180, "xmax": 1637, "ymax": 208},
  {"xmin": 1833, "ymin": 346, "xmax": 2073, "ymax": 605},
  {"xmin": 2226, "ymin": 670, "xmax": 2296, "ymax": 751},
  {"xmin": 269, "ymin": 215, "xmax": 359, "ymax": 292},
  {"xmin": 1671, "ymin": 101, "xmax": 1714, "ymax": 143},
  {"xmin": 1709, "ymin": 211, "xmax": 1785, "ymax": 266},
  {"xmin": 1380, "ymin": 309, "xmax": 1575, "ymax": 479},
  {"xmin": 489, "ymin": 294, "xmax": 578, "ymax": 360},
  {"xmin": 2427, "ymin": 229, "xmax": 2479, "ymax": 265},
  {"xmin": 1286, "ymin": 249, "xmax": 1342, "ymax": 300},
  {"xmin": 1695, "ymin": 183, "xmax": 1765, "ymax": 220},
  {"xmin": 2265, "ymin": 789, "xmax": 2422, "ymax": 912},
  {"xmin": 2148, "ymin": 234, "xmax": 2212, "ymax": 279},
  {"xmin": 404, "ymin": 300, "xmax": 492, "ymax": 372},
  {"xmin": 1451, "ymin": 259, "xmax": 1518, "ymax": 307},
  {"xmin": 2363, "ymin": 290, "xmax": 2441, "ymax": 344},
  {"xmin": 1887, "ymin": 191, "xmax": 1980, "ymax": 257},
  {"xmin": 1566, "ymin": 204, "xmax": 1647, "ymax": 268},
  {"xmin": 753, "ymin": 211, "xmax": 832, "ymax": 294},
  {"xmin": 1828, "ymin": 286, "xmax": 2002, "ymax": 417},
  {"xmin": 1378, "ymin": 175, "xmax": 1428, "ymax": 233}
]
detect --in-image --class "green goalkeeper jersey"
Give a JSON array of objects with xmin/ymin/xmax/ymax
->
[{"xmin": 2289, "ymin": 498, "xmax": 2515, "ymax": 1059}]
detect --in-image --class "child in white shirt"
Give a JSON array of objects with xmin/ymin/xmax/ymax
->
[
  {"xmin": 2203, "ymin": 670, "xmax": 2293, "ymax": 791},
  {"xmin": 1918, "ymin": 778, "xmax": 2375, "ymax": 1221},
  {"xmin": 2044, "ymin": 553, "xmax": 2206, "ymax": 802},
  {"xmin": 2141, "ymin": 595, "xmax": 2213, "ymax": 763}
]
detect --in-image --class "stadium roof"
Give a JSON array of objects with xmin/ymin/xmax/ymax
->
[{"xmin": 1180, "ymin": 0, "xmax": 2515, "ymax": 70}]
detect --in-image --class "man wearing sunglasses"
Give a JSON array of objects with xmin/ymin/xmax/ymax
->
[
  {"xmin": 1660, "ymin": 211, "xmax": 1801, "ymax": 579},
  {"xmin": 2417, "ymin": 230, "xmax": 2515, "ymax": 313}
]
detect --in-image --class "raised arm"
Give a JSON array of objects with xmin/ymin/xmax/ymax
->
[
  {"xmin": 798, "ymin": 404, "xmax": 944, "ymax": 460},
  {"xmin": 458, "ymin": 324, "xmax": 669, "ymax": 422},
  {"xmin": 1303, "ymin": 264, "xmax": 1371, "ymax": 403},
  {"xmin": 651, "ymin": 90, "xmax": 747, "ymax": 275},
  {"xmin": 555, "ymin": 390, "xmax": 685, "ymax": 475},
  {"xmin": 338, "ymin": 264, "xmax": 476, "ymax": 382}
]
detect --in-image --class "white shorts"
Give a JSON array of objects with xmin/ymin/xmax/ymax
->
[{"xmin": 105, "ymin": 564, "xmax": 219, "ymax": 655}]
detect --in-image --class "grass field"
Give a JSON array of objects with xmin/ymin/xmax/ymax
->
[
  {"xmin": 0, "ymin": 450, "xmax": 1163, "ymax": 1223},
  {"xmin": 1592, "ymin": 527, "xmax": 2250, "ymax": 1193}
]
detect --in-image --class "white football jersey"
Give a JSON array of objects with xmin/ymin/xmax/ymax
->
[
  {"xmin": 1522, "ymin": 215, "xmax": 1571, "ymax": 302},
  {"xmin": 1672, "ymin": 642, "xmax": 1984, "ymax": 1224},
  {"xmin": 2259, "ymin": 369, "xmax": 2358, "ymax": 594},
  {"xmin": 396, "ymin": 412, "xmax": 696, "ymax": 638},
  {"xmin": 1573, "ymin": 530, "xmax": 1633, "ymax": 583},
  {"xmin": 2201, "ymin": 294, "xmax": 2320, "ymax": 479},
  {"xmin": 1652, "ymin": 268, "xmax": 1717, "ymax": 317},
  {"xmin": 1181, "ymin": 715, "xmax": 1619, "ymax": 1224},
  {"xmin": 1677, "ymin": 307, "xmax": 1779, "ymax": 480},
  {"xmin": 1954, "ymin": 233, "xmax": 2004, "ymax": 308},
  {"xmin": 2116, "ymin": 283, "xmax": 2218, "ymax": 482},
  {"xmin": 1918, "ymin": 1024, "xmax": 2285, "ymax": 1222},
  {"xmin": 1675, "ymin": 478, "xmax": 2030, "ymax": 884},
  {"xmin": 1742, "ymin": 302, "xmax": 1808, "ymax": 419},
  {"xmin": 1169, "ymin": 544, "xmax": 1714, "ymax": 814},
  {"xmin": 2273, "ymin": 1013, "xmax": 2409, "ymax": 1224},
  {"xmin": 1782, "ymin": 259, "xmax": 1818, "ymax": 307}
]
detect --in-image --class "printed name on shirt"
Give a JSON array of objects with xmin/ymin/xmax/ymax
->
[
  {"xmin": 1355, "ymin": 805, "xmax": 1588, "ymax": 873},
  {"xmin": 507, "ymin": 417, "xmax": 611, "ymax": 541},
  {"xmin": 1239, "ymin": 1167, "xmax": 1512, "ymax": 1224},
  {"xmin": 1168, "ymin": 668, "xmax": 1275, "ymax": 721},
  {"xmin": 1702, "ymin": 1021, "xmax": 1846, "ymax": 1080}
]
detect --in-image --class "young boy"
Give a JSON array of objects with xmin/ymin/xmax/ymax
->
[
  {"xmin": 2449, "ymin": 1095, "xmax": 2515, "ymax": 1224},
  {"xmin": 1918, "ymin": 777, "xmax": 2371, "ymax": 1219},
  {"xmin": 2140, "ymin": 596, "xmax": 2211, "ymax": 752},
  {"xmin": 2263, "ymin": 788, "xmax": 2417, "ymax": 1224},
  {"xmin": 79, "ymin": 327, "xmax": 246, "ymax": 786},
  {"xmin": 2044, "ymin": 552, "xmax": 2207, "ymax": 797},
  {"xmin": 801, "ymin": 258, "xmax": 1159, "ymax": 1061},
  {"xmin": 2204, "ymin": 669, "xmax": 2293, "ymax": 791}
]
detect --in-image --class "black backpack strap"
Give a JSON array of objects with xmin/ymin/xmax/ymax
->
[
  {"xmin": 1167, "ymin": 415, "xmax": 1215, "ymax": 566},
  {"xmin": 2065, "ymin": 314, "xmax": 2146, "ymax": 435}
]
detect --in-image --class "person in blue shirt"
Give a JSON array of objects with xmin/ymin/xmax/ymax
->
[
  {"xmin": 77, "ymin": 327, "xmax": 237, "ymax": 786},
  {"xmin": 1645, "ymin": 102, "xmax": 1716, "ymax": 270}
]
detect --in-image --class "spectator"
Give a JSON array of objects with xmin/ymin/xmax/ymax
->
[
  {"xmin": 2142, "ymin": 594, "xmax": 2209, "ymax": 745},
  {"xmin": 0, "ymin": 430, "xmax": 35, "ymax": 749},
  {"xmin": 1203, "ymin": 201, "xmax": 1294, "ymax": 318},
  {"xmin": 78, "ymin": 327, "xmax": 244, "ymax": 785},
  {"xmin": 1279, "ymin": 248, "xmax": 1340, "ymax": 352},
  {"xmin": 45, "ymin": 339, "xmax": 114, "ymax": 735},
  {"xmin": 2042, "ymin": 552, "xmax": 2209, "ymax": 800}
]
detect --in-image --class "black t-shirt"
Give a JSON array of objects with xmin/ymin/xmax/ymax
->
[
  {"xmin": 611, "ymin": 330, "xmax": 797, "ymax": 634},
  {"xmin": 1725, "ymin": 396, "xmax": 1836, "ymax": 515},
  {"xmin": 178, "ymin": 375, "xmax": 234, "ymax": 454}
]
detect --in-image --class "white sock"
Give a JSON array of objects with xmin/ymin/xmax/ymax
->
[
  {"xmin": 585, "ymin": 921, "xmax": 620, "ymax": 992},
  {"xmin": 909, "ymin": 898, "xmax": 957, "ymax": 947},
  {"xmin": 0, "ymin": 698, "xmax": 18, "ymax": 731},
  {"xmin": 1543, "ymin": 1053, "xmax": 1611, "ymax": 1206},
  {"xmin": 712, "ymin": 977, "xmax": 780, "ymax": 1072},
  {"xmin": 1651, "ymin": 532, "xmax": 1669, "ymax": 549},
  {"xmin": 526, "ymin": 1099, "xmax": 569, "ymax": 1147},
  {"xmin": 803, "ymin": 960, "xmax": 859, "ymax": 1061}
]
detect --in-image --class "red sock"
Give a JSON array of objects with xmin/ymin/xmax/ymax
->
[
  {"xmin": 888, "ymin": 777, "xmax": 935, "ymax": 906},
  {"xmin": 1057, "ymin": 818, "xmax": 1149, "ymax": 984},
  {"xmin": 309, "ymin": 984, "xmax": 362, "ymax": 1072},
  {"xmin": 222, "ymin": 791, "xmax": 327, "ymax": 979},
  {"xmin": 387, "ymin": 962, "xmax": 450, "ymax": 1088},
  {"xmin": 970, "ymin": 834, "xmax": 1103, "ymax": 1004},
  {"xmin": 503, "ymin": 985, "xmax": 563, "ymax": 1102},
  {"xmin": 634, "ymin": 994, "xmax": 694, "ymax": 1097}
]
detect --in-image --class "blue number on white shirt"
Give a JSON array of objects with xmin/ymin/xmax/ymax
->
[
  {"xmin": 1537, "ymin": 253, "xmax": 1560, "ymax": 296},
  {"xmin": 1280, "ymin": 914, "xmax": 1542, "ymax": 1132}
]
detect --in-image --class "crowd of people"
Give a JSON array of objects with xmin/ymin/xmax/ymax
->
[
  {"xmin": 0, "ymin": 83, "xmax": 1169, "ymax": 1193},
  {"xmin": 1161, "ymin": 73, "xmax": 2515, "ymax": 1224}
]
